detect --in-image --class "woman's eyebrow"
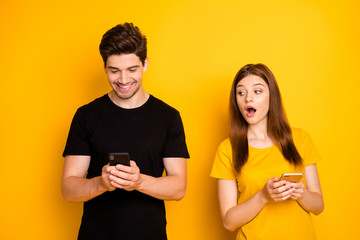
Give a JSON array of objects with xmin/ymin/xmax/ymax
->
[
  {"xmin": 236, "ymin": 82, "xmax": 265, "ymax": 88},
  {"xmin": 252, "ymin": 83, "xmax": 265, "ymax": 87}
]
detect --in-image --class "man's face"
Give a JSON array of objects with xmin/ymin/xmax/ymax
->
[{"xmin": 105, "ymin": 54, "xmax": 148, "ymax": 101}]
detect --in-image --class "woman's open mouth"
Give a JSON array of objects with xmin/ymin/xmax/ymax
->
[{"xmin": 245, "ymin": 106, "xmax": 257, "ymax": 117}]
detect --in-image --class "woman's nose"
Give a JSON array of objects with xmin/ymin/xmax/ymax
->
[{"xmin": 246, "ymin": 93, "xmax": 254, "ymax": 102}]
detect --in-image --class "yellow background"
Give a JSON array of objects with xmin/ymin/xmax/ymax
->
[{"xmin": 0, "ymin": 0, "xmax": 359, "ymax": 239}]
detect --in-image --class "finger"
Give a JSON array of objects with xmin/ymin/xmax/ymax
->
[
  {"xmin": 110, "ymin": 169, "xmax": 133, "ymax": 180},
  {"xmin": 115, "ymin": 162, "xmax": 138, "ymax": 173},
  {"xmin": 272, "ymin": 182, "xmax": 292, "ymax": 193},
  {"xmin": 272, "ymin": 180, "xmax": 287, "ymax": 189},
  {"xmin": 280, "ymin": 193, "xmax": 293, "ymax": 201},
  {"xmin": 115, "ymin": 163, "xmax": 131, "ymax": 171},
  {"xmin": 101, "ymin": 174, "xmax": 116, "ymax": 191},
  {"xmin": 273, "ymin": 187, "xmax": 295, "ymax": 201},
  {"xmin": 273, "ymin": 176, "xmax": 280, "ymax": 182},
  {"xmin": 292, "ymin": 182, "xmax": 304, "ymax": 190},
  {"xmin": 109, "ymin": 175, "xmax": 131, "ymax": 186},
  {"xmin": 291, "ymin": 188, "xmax": 304, "ymax": 195},
  {"xmin": 110, "ymin": 178, "xmax": 137, "ymax": 192},
  {"xmin": 290, "ymin": 182, "xmax": 299, "ymax": 188},
  {"xmin": 274, "ymin": 194, "xmax": 291, "ymax": 202},
  {"xmin": 106, "ymin": 165, "xmax": 116, "ymax": 173},
  {"xmin": 290, "ymin": 192, "xmax": 301, "ymax": 200}
]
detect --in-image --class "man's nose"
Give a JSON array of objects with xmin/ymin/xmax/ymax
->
[{"xmin": 117, "ymin": 72, "xmax": 127, "ymax": 83}]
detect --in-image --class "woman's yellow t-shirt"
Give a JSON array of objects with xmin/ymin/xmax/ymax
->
[{"xmin": 211, "ymin": 128, "xmax": 321, "ymax": 240}]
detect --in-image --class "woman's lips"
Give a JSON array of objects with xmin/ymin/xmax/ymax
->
[{"xmin": 245, "ymin": 106, "xmax": 256, "ymax": 117}]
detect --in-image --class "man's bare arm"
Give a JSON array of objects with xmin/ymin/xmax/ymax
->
[{"xmin": 61, "ymin": 155, "xmax": 115, "ymax": 202}]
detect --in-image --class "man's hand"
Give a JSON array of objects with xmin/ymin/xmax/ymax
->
[
  {"xmin": 108, "ymin": 161, "xmax": 143, "ymax": 191},
  {"xmin": 101, "ymin": 164, "xmax": 116, "ymax": 191},
  {"xmin": 105, "ymin": 157, "xmax": 186, "ymax": 200}
]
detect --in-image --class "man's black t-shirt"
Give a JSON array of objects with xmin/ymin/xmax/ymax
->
[{"xmin": 63, "ymin": 94, "xmax": 190, "ymax": 240}]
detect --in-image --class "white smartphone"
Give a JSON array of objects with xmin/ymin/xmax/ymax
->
[{"xmin": 279, "ymin": 173, "xmax": 303, "ymax": 182}]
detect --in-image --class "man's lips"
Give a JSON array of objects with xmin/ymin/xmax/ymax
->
[{"xmin": 115, "ymin": 82, "xmax": 134, "ymax": 92}]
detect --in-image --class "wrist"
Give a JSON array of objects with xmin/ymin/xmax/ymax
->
[
  {"xmin": 97, "ymin": 176, "xmax": 110, "ymax": 192},
  {"xmin": 297, "ymin": 187, "xmax": 307, "ymax": 200},
  {"xmin": 258, "ymin": 189, "xmax": 269, "ymax": 204},
  {"xmin": 136, "ymin": 173, "xmax": 145, "ymax": 191}
]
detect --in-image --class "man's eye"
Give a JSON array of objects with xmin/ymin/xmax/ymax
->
[
  {"xmin": 111, "ymin": 70, "xmax": 118, "ymax": 73},
  {"xmin": 129, "ymin": 69, "xmax": 136, "ymax": 72}
]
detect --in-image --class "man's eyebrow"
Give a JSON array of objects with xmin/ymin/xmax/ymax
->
[
  {"xmin": 108, "ymin": 66, "xmax": 118, "ymax": 69},
  {"xmin": 127, "ymin": 65, "xmax": 140, "ymax": 69},
  {"xmin": 107, "ymin": 65, "xmax": 140, "ymax": 70}
]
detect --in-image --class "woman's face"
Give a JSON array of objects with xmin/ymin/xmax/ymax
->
[{"xmin": 236, "ymin": 74, "xmax": 270, "ymax": 126}]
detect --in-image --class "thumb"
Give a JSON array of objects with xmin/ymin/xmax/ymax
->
[
  {"xmin": 130, "ymin": 160, "xmax": 137, "ymax": 167},
  {"xmin": 273, "ymin": 176, "xmax": 280, "ymax": 182}
]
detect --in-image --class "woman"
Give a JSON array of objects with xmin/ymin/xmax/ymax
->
[{"xmin": 211, "ymin": 64, "xmax": 324, "ymax": 240}]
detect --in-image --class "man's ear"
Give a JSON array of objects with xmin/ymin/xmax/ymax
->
[{"xmin": 143, "ymin": 58, "xmax": 149, "ymax": 72}]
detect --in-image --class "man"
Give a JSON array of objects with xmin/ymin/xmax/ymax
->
[{"xmin": 61, "ymin": 23, "xmax": 189, "ymax": 240}]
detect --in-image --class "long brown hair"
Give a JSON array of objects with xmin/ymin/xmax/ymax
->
[{"xmin": 229, "ymin": 63, "xmax": 302, "ymax": 174}]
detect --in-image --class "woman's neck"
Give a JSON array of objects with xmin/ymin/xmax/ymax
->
[{"xmin": 247, "ymin": 121, "xmax": 275, "ymax": 149}]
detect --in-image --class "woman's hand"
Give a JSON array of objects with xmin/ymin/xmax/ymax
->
[
  {"xmin": 295, "ymin": 164, "xmax": 324, "ymax": 215},
  {"xmin": 262, "ymin": 177, "xmax": 295, "ymax": 202},
  {"xmin": 289, "ymin": 181, "xmax": 305, "ymax": 200}
]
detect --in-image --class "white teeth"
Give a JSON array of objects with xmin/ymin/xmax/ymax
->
[{"xmin": 119, "ymin": 85, "xmax": 130, "ymax": 89}]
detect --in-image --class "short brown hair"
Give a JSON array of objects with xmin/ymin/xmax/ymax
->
[{"xmin": 99, "ymin": 23, "xmax": 147, "ymax": 67}]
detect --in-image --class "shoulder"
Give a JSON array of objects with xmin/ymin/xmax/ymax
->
[
  {"xmin": 291, "ymin": 127, "xmax": 320, "ymax": 165},
  {"xmin": 216, "ymin": 138, "xmax": 232, "ymax": 158},
  {"xmin": 147, "ymin": 95, "xmax": 182, "ymax": 123},
  {"xmin": 74, "ymin": 95, "xmax": 109, "ymax": 119},
  {"xmin": 217, "ymin": 138, "xmax": 232, "ymax": 151},
  {"xmin": 77, "ymin": 95, "xmax": 108, "ymax": 113},
  {"xmin": 70, "ymin": 95, "xmax": 109, "ymax": 127},
  {"xmin": 211, "ymin": 138, "xmax": 235, "ymax": 179},
  {"xmin": 148, "ymin": 95, "xmax": 179, "ymax": 114},
  {"xmin": 291, "ymin": 127, "xmax": 312, "ymax": 144}
]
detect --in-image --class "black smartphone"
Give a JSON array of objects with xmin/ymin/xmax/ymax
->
[{"xmin": 108, "ymin": 152, "xmax": 130, "ymax": 166}]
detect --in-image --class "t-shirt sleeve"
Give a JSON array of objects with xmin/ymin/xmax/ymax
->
[
  {"xmin": 62, "ymin": 108, "xmax": 91, "ymax": 157},
  {"xmin": 210, "ymin": 139, "xmax": 236, "ymax": 180},
  {"xmin": 162, "ymin": 110, "xmax": 190, "ymax": 159},
  {"xmin": 293, "ymin": 128, "xmax": 321, "ymax": 167}
]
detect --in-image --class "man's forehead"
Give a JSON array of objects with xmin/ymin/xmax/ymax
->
[{"xmin": 106, "ymin": 53, "xmax": 143, "ymax": 68}]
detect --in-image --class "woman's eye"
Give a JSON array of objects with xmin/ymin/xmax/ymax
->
[
  {"xmin": 238, "ymin": 91, "xmax": 245, "ymax": 96},
  {"xmin": 255, "ymin": 90, "xmax": 262, "ymax": 94}
]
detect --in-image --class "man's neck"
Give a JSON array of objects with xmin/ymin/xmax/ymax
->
[{"xmin": 108, "ymin": 90, "xmax": 150, "ymax": 109}]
